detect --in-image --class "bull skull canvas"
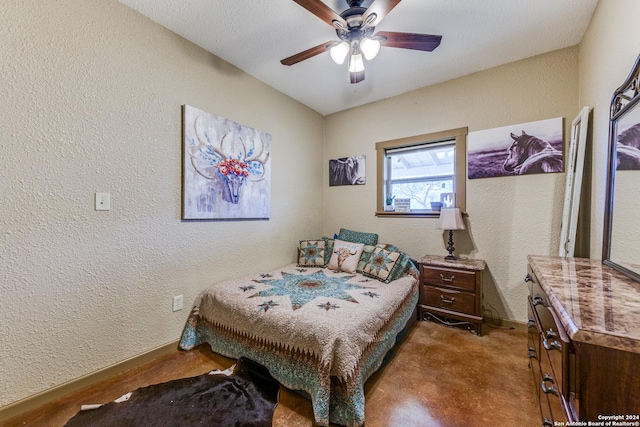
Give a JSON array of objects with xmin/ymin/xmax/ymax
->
[{"xmin": 182, "ymin": 105, "xmax": 271, "ymax": 219}]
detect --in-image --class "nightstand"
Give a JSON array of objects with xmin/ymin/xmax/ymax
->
[{"xmin": 417, "ymin": 255, "xmax": 486, "ymax": 335}]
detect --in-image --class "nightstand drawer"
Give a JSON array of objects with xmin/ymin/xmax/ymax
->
[
  {"xmin": 421, "ymin": 266, "xmax": 476, "ymax": 292},
  {"xmin": 423, "ymin": 286, "xmax": 477, "ymax": 315}
]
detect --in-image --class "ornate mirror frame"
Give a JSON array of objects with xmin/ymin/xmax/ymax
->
[{"xmin": 603, "ymin": 53, "xmax": 640, "ymax": 281}]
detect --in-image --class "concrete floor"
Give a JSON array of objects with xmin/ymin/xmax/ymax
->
[{"xmin": 4, "ymin": 321, "xmax": 539, "ymax": 427}]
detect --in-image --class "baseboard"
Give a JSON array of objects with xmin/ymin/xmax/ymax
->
[
  {"xmin": 0, "ymin": 340, "xmax": 180, "ymax": 423},
  {"xmin": 483, "ymin": 316, "xmax": 527, "ymax": 332}
]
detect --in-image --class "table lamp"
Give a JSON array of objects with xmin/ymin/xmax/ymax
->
[{"xmin": 437, "ymin": 208, "xmax": 466, "ymax": 260}]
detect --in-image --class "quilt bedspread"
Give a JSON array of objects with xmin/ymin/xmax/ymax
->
[{"xmin": 179, "ymin": 264, "xmax": 418, "ymax": 426}]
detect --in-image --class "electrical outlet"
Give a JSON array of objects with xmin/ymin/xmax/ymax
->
[{"xmin": 173, "ymin": 295, "xmax": 184, "ymax": 312}]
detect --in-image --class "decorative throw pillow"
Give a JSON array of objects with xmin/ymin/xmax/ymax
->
[
  {"xmin": 357, "ymin": 245, "xmax": 377, "ymax": 273},
  {"xmin": 362, "ymin": 247, "xmax": 402, "ymax": 282},
  {"xmin": 328, "ymin": 239, "xmax": 365, "ymax": 273},
  {"xmin": 323, "ymin": 237, "xmax": 335, "ymax": 266},
  {"xmin": 337, "ymin": 228, "xmax": 379, "ymax": 246},
  {"xmin": 386, "ymin": 252, "xmax": 414, "ymax": 283},
  {"xmin": 376, "ymin": 243, "xmax": 399, "ymax": 252},
  {"xmin": 297, "ymin": 239, "xmax": 326, "ymax": 267},
  {"xmin": 356, "ymin": 243, "xmax": 399, "ymax": 273}
]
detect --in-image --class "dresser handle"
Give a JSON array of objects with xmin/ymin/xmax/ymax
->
[
  {"xmin": 525, "ymin": 274, "xmax": 533, "ymax": 282},
  {"xmin": 541, "ymin": 374, "xmax": 558, "ymax": 395},
  {"xmin": 527, "ymin": 346, "xmax": 537, "ymax": 359},
  {"xmin": 543, "ymin": 418, "xmax": 553, "ymax": 427},
  {"xmin": 545, "ymin": 329, "xmax": 557, "ymax": 339},
  {"xmin": 543, "ymin": 338, "xmax": 562, "ymax": 351},
  {"xmin": 439, "ymin": 274, "xmax": 455, "ymax": 283},
  {"xmin": 531, "ymin": 295, "xmax": 544, "ymax": 306},
  {"xmin": 440, "ymin": 295, "xmax": 455, "ymax": 304},
  {"xmin": 527, "ymin": 319, "xmax": 536, "ymax": 328}
]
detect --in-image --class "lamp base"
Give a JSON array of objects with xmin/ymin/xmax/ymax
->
[{"xmin": 444, "ymin": 230, "xmax": 456, "ymax": 261}]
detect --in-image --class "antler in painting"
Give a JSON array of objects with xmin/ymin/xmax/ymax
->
[{"xmin": 189, "ymin": 115, "xmax": 269, "ymax": 204}]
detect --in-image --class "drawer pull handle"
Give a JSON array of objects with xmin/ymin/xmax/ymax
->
[
  {"xmin": 545, "ymin": 329, "xmax": 556, "ymax": 339},
  {"xmin": 439, "ymin": 274, "xmax": 455, "ymax": 283},
  {"xmin": 541, "ymin": 374, "xmax": 558, "ymax": 395},
  {"xmin": 527, "ymin": 346, "xmax": 537, "ymax": 359},
  {"xmin": 532, "ymin": 295, "xmax": 544, "ymax": 306},
  {"xmin": 525, "ymin": 274, "xmax": 533, "ymax": 283},
  {"xmin": 527, "ymin": 319, "xmax": 536, "ymax": 328},
  {"xmin": 440, "ymin": 295, "xmax": 455, "ymax": 304},
  {"xmin": 543, "ymin": 338, "xmax": 562, "ymax": 352},
  {"xmin": 543, "ymin": 418, "xmax": 553, "ymax": 427}
]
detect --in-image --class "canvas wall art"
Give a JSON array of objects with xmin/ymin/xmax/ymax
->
[
  {"xmin": 329, "ymin": 155, "xmax": 366, "ymax": 186},
  {"xmin": 616, "ymin": 105, "xmax": 640, "ymax": 170},
  {"xmin": 182, "ymin": 105, "xmax": 271, "ymax": 220},
  {"xmin": 468, "ymin": 117, "xmax": 564, "ymax": 179}
]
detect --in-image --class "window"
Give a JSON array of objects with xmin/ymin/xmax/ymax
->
[{"xmin": 376, "ymin": 127, "xmax": 468, "ymax": 216}]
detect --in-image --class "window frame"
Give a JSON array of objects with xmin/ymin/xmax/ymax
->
[{"xmin": 375, "ymin": 127, "xmax": 468, "ymax": 217}]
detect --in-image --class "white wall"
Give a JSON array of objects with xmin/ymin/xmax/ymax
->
[
  {"xmin": 578, "ymin": 0, "xmax": 640, "ymax": 259},
  {"xmin": 0, "ymin": 0, "xmax": 324, "ymax": 407},
  {"xmin": 324, "ymin": 47, "xmax": 580, "ymax": 324}
]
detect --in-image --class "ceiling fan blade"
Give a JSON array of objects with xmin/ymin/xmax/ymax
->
[
  {"xmin": 292, "ymin": 0, "xmax": 347, "ymax": 29},
  {"xmin": 362, "ymin": 0, "xmax": 402, "ymax": 27},
  {"xmin": 377, "ymin": 31, "xmax": 442, "ymax": 52},
  {"xmin": 281, "ymin": 41, "xmax": 335, "ymax": 66}
]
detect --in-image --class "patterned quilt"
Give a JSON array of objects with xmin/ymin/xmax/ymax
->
[{"xmin": 179, "ymin": 264, "xmax": 418, "ymax": 426}]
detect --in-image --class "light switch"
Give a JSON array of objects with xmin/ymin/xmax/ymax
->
[{"xmin": 95, "ymin": 192, "xmax": 110, "ymax": 211}]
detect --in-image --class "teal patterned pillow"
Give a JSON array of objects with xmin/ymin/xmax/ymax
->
[
  {"xmin": 338, "ymin": 228, "xmax": 379, "ymax": 246},
  {"xmin": 357, "ymin": 245, "xmax": 377, "ymax": 273},
  {"xmin": 376, "ymin": 242, "xmax": 399, "ymax": 252},
  {"xmin": 322, "ymin": 237, "xmax": 334, "ymax": 266},
  {"xmin": 362, "ymin": 247, "xmax": 401, "ymax": 282},
  {"xmin": 386, "ymin": 252, "xmax": 415, "ymax": 283},
  {"xmin": 357, "ymin": 243, "xmax": 399, "ymax": 273},
  {"xmin": 298, "ymin": 239, "xmax": 326, "ymax": 267}
]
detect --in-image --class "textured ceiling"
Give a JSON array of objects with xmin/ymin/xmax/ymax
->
[{"xmin": 118, "ymin": 0, "xmax": 598, "ymax": 115}]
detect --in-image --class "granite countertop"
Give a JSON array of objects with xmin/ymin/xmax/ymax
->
[
  {"xmin": 528, "ymin": 255, "xmax": 640, "ymax": 354},
  {"xmin": 418, "ymin": 255, "xmax": 486, "ymax": 271}
]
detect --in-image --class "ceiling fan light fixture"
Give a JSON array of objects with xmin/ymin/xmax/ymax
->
[
  {"xmin": 330, "ymin": 41, "xmax": 349, "ymax": 64},
  {"xmin": 360, "ymin": 37, "xmax": 381, "ymax": 60},
  {"xmin": 348, "ymin": 50, "xmax": 365, "ymax": 73}
]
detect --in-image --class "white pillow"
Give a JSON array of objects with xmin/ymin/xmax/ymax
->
[{"xmin": 328, "ymin": 239, "xmax": 365, "ymax": 273}]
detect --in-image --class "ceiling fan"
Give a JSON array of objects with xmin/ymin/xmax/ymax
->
[{"xmin": 281, "ymin": 0, "xmax": 442, "ymax": 84}]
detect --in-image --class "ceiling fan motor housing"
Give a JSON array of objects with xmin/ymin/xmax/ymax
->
[{"xmin": 336, "ymin": 6, "xmax": 374, "ymax": 42}]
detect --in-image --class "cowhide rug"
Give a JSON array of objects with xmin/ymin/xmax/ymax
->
[{"xmin": 64, "ymin": 357, "xmax": 279, "ymax": 427}]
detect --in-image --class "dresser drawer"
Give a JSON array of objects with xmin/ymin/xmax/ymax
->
[
  {"xmin": 534, "ymin": 300, "xmax": 568, "ymax": 396},
  {"xmin": 423, "ymin": 285, "xmax": 477, "ymax": 315},
  {"xmin": 540, "ymin": 348, "xmax": 568, "ymax": 425},
  {"xmin": 527, "ymin": 267, "xmax": 550, "ymax": 308},
  {"xmin": 421, "ymin": 266, "xmax": 476, "ymax": 292}
]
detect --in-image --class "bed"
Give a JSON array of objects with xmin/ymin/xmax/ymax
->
[{"xmin": 179, "ymin": 235, "xmax": 419, "ymax": 427}]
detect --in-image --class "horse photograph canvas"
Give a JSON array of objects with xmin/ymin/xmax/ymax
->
[
  {"xmin": 616, "ymin": 106, "xmax": 640, "ymax": 171},
  {"xmin": 468, "ymin": 117, "xmax": 563, "ymax": 179},
  {"xmin": 329, "ymin": 155, "xmax": 366, "ymax": 186},
  {"xmin": 182, "ymin": 105, "xmax": 271, "ymax": 220}
]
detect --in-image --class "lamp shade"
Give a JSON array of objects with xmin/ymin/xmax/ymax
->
[
  {"xmin": 330, "ymin": 41, "xmax": 349, "ymax": 65},
  {"xmin": 348, "ymin": 52, "xmax": 365, "ymax": 73},
  {"xmin": 437, "ymin": 208, "xmax": 466, "ymax": 230},
  {"xmin": 360, "ymin": 37, "xmax": 381, "ymax": 60}
]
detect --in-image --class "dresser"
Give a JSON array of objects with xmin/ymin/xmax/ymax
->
[
  {"xmin": 417, "ymin": 255, "xmax": 486, "ymax": 335},
  {"xmin": 527, "ymin": 256, "xmax": 640, "ymax": 426}
]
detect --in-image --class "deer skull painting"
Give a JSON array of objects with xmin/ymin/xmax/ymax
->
[{"xmin": 182, "ymin": 106, "xmax": 271, "ymax": 219}]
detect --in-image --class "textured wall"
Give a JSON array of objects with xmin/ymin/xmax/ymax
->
[
  {"xmin": 323, "ymin": 47, "xmax": 580, "ymax": 324},
  {"xmin": 0, "ymin": 0, "xmax": 324, "ymax": 407},
  {"xmin": 578, "ymin": 0, "xmax": 640, "ymax": 259}
]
